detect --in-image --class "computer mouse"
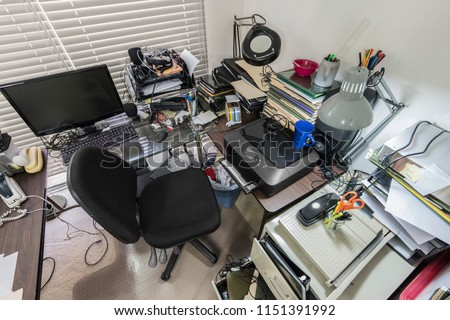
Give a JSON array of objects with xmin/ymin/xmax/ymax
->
[{"xmin": 155, "ymin": 131, "xmax": 168, "ymax": 143}]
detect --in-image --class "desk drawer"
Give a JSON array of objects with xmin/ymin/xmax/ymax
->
[{"xmin": 251, "ymin": 237, "xmax": 312, "ymax": 300}]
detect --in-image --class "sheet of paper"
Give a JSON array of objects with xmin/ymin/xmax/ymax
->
[
  {"xmin": 235, "ymin": 60, "xmax": 267, "ymax": 91},
  {"xmin": 406, "ymin": 164, "xmax": 450, "ymax": 196},
  {"xmin": 362, "ymin": 180, "xmax": 387, "ymax": 206},
  {"xmin": 0, "ymin": 288, "xmax": 22, "ymax": 300},
  {"xmin": 394, "ymin": 216, "xmax": 435, "ymax": 245},
  {"xmin": 385, "ymin": 179, "xmax": 450, "ymax": 244},
  {"xmin": 362, "ymin": 193, "xmax": 430, "ymax": 251},
  {"xmin": 180, "ymin": 49, "xmax": 199, "ymax": 76},
  {"xmin": 192, "ymin": 110, "xmax": 217, "ymax": 125},
  {"xmin": 0, "ymin": 252, "xmax": 18, "ymax": 298},
  {"xmin": 231, "ymin": 79, "xmax": 267, "ymax": 100},
  {"xmin": 142, "ymin": 79, "xmax": 182, "ymax": 95}
]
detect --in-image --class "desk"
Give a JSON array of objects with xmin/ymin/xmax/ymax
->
[
  {"xmin": 207, "ymin": 112, "xmax": 336, "ymax": 235},
  {"xmin": 0, "ymin": 154, "xmax": 47, "ymax": 300},
  {"xmin": 251, "ymin": 184, "xmax": 417, "ymax": 300},
  {"xmin": 109, "ymin": 115, "xmax": 203, "ymax": 166}
]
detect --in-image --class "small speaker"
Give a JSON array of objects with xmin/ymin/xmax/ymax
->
[
  {"xmin": 123, "ymin": 103, "xmax": 138, "ymax": 118},
  {"xmin": 128, "ymin": 47, "xmax": 144, "ymax": 65}
]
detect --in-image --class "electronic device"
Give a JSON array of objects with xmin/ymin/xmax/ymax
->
[
  {"xmin": 296, "ymin": 193, "xmax": 340, "ymax": 226},
  {"xmin": 0, "ymin": 65, "xmax": 124, "ymax": 137},
  {"xmin": 223, "ymin": 117, "xmax": 319, "ymax": 196},
  {"xmin": 127, "ymin": 48, "xmax": 183, "ymax": 86},
  {"xmin": 123, "ymin": 102, "xmax": 150, "ymax": 121},
  {"xmin": 0, "ymin": 172, "xmax": 27, "ymax": 208},
  {"xmin": 60, "ymin": 124, "xmax": 138, "ymax": 165},
  {"xmin": 150, "ymin": 96, "xmax": 188, "ymax": 111},
  {"xmin": 123, "ymin": 102, "xmax": 139, "ymax": 118},
  {"xmin": 0, "ymin": 131, "xmax": 23, "ymax": 176}
]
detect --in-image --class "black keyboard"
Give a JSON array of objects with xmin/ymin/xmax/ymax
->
[{"xmin": 61, "ymin": 124, "xmax": 138, "ymax": 165}]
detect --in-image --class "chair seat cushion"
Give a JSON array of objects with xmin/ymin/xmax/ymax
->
[{"xmin": 139, "ymin": 168, "xmax": 221, "ymax": 248}]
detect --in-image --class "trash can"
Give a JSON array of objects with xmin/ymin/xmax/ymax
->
[
  {"xmin": 212, "ymin": 183, "xmax": 241, "ymax": 208},
  {"xmin": 206, "ymin": 163, "xmax": 241, "ymax": 208}
]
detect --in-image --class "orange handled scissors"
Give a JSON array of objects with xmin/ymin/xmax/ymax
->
[{"xmin": 334, "ymin": 191, "xmax": 365, "ymax": 213}]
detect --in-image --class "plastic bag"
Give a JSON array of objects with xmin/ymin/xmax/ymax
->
[{"xmin": 208, "ymin": 163, "xmax": 239, "ymax": 191}]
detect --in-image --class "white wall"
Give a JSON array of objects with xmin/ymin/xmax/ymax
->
[
  {"xmin": 205, "ymin": 0, "xmax": 450, "ymax": 172},
  {"xmin": 203, "ymin": 1, "xmax": 245, "ymax": 71}
]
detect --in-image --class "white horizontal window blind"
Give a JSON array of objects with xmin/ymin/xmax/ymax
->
[{"xmin": 0, "ymin": 0, "xmax": 208, "ymax": 185}]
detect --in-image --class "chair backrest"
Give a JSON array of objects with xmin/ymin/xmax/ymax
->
[{"xmin": 67, "ymin": 146, "xmax": 141, "ymax": 243}]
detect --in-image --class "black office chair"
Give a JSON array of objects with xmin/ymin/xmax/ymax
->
[{"xmin": 66, "ymin": 146, "xmax": 221, "ymax": 280}]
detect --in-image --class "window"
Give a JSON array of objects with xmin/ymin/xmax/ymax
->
[{"xmin": 0, "ymin": 0, "xmax": 208, "ymax": 185}]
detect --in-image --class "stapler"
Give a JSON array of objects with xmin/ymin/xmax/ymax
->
[{"xmin": 296, "ymin": 193, "xmax": 340, "ymax": 226}]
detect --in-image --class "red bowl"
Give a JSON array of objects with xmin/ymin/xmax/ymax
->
[{"xmin": 293, "ymin": 59, "xmax": 319, "ymax": 77}]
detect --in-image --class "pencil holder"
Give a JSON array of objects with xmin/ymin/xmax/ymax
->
[
  {"xmin": 313, "ymin": 57, "xmax": 340, "ymax": 88},
  {"xmin": 323, "ymin": 211, "xmax": 345, "ymax": 232}
]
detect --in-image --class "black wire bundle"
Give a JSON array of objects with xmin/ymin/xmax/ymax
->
[{"xmin": 215, "ymin": 254, "xmax": 271, "ymax": 300}]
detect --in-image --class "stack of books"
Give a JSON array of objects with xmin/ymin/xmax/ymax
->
[
  {"xmin": 266, "ymin": 69, "xmax": 340, "ymax": 130},
  {"xmin": 196, "ymin": 71, "xmax": 234, "ymax": 113}
]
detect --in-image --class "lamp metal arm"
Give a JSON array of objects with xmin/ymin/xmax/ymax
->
[
  {"xmin": 344, "ymin": 78, "xmax": 405, "ymax": 159},
  {"xmin": 234, "ymin": 14, "xmax": 266, "ymax": 26}
]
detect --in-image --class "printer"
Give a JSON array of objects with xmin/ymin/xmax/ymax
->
[{"xmin": 223, "ymin": 118, "xmax": 319, "ymax": 196}]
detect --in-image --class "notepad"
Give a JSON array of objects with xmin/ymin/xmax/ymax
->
[{"xmin": 279, "ymin": 209, "xmax": 384, "ymax": 286}]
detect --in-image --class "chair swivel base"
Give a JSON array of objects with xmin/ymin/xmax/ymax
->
[{"xmin": 160, "ymin": 239, "xmax": 218, "ymax": 281}]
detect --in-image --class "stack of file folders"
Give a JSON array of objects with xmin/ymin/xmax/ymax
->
[
  {"xmin": 265, "ymin": 69, "xmax": 340, "ymax": 131},
  {"xmin": 363, "ymin": 122, "xmax": 450, "ymax": 263},
  {"xmin": 196, "ymin": 66, "xmax": 234, "ymax": 112}
]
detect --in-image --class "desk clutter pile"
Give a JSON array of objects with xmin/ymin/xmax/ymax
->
[
  {"xmin": 124, "ymin": 47, "xmax": 195, "ymax": 101},
  {"xmin": 194, "ymin": 57, "xmax": 345, "ymax": 134}
]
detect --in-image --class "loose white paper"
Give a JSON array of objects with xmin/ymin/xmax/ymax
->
[
  {"xmin": 142, "ymin": 79, "xmax": 182, "ymax": 95},
  {"xmin": 362, "ymin": 193, "xmax": 433, "ymax": 252},
  {"xmin": 407, "ymin": 164, "xmax": 450, "ymax": 196},
  {"xmin": 180, "ymin": 49, "xmax": 199, "ymax": 76},
  {"xmin": 385, "ymin": 180, "xmax": 450, "ymax": 244},
  {"xmin": 0, "ymin": 252, "xmax": 18, "ymax": 298},
  {"xmin": 192, "ymin": 110, "xmax": 217, "ymax": 125}
]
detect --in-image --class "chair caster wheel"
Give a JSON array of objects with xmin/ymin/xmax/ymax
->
[{"xmin": 161, "ymin": 273, "xmax": 171, "ymax": 281}]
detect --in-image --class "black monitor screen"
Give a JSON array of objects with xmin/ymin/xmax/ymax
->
[{"xmin": 0, "ymin": 65, "xmax": 124, "ymax": 136}]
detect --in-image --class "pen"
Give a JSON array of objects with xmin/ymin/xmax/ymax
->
[{"xmin": 374, "ymin": 53, "xmax": 385, "ymax": 68}]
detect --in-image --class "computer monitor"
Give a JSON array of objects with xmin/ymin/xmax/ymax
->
[{"xmin": 0, "ymin": 65, "xmax": 124, "ymax": 136}]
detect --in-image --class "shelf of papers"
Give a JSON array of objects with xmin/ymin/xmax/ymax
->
[
  {"xmin": 363, "ymin": 124, "xmax": 450, "ymax": 263},
  {"xmin": 368, "ymin": 153, "xmax": 450, "ymax": 224}
]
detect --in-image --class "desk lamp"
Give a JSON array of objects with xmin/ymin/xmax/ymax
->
[
  {"xmin": 315, "ymin": 66, "xmax": 373, "ymax": 175},
  {"xmin": 315, "ymin": 66, "xmax": 405, "ymax": 176},
  {"xmin": 317, "ymin": 66, "xmax": 373, "ymax": 131}
]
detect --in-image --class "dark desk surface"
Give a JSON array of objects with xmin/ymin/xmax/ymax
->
[
  {"xmin": 0, "ymin": 155, "xmax": 47, "ymax": 300},
  {"xmin": 207, "ymin": 112, "xmax": 333, "ymax": 222}
]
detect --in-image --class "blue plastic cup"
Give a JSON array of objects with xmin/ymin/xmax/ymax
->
[{"xmin": 294, "ymin": 120, "xmax": 315, "ymax": 149}]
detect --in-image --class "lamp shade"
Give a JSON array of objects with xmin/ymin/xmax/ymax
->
[{"xmin": 317, "ymin": 67, "xmax": 373, "ymax": 130}]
